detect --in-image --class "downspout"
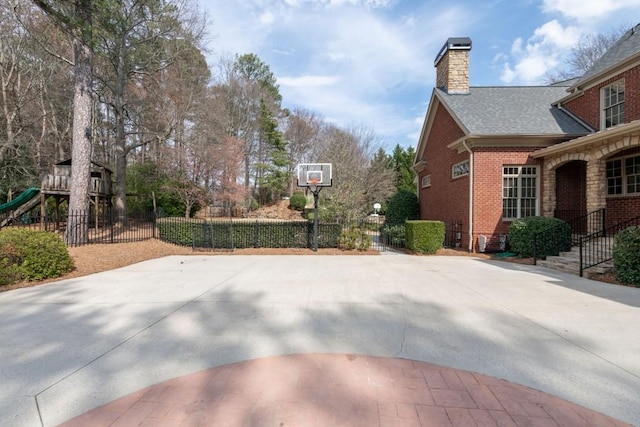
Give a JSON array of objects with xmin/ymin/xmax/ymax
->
[{"xmin": 462, "ymin": 141, "xmax": 473, "ymax": 252}]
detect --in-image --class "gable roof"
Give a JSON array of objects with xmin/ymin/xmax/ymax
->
[
  {"xmin": 573, "ymin": 23, "xmax": 640, "ymax": 89},
  {"xmin": 436, "ymin": 86, "xmax": 591, "ymax": 136}
]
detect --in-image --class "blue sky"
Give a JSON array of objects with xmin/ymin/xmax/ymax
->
[{"xmin": 199, "ymin": 0, "xmax": 640, "ymax": 150}]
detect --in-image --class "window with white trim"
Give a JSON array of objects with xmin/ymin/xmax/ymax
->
[
  {"xmin": 502, "ymin": 166, "xmax": 539, "ymax": 220},
  {"xmin": 607, "ymin": 154, "xmax": 640, "ymax": 195},
  {"xmin": 421, "ymin": 174, "xmax": 431, "ymax": 188},
  {"xmin": 452, "ymin": 160, "xmax": 469, "ymax": 179},
  {"xmin": 602, "ymin": 80, "xmax": 625, "ymax": 129}
]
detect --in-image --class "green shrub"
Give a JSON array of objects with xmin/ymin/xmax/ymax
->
[
  {"xmin": 289, "ymin": 192, "xmax": 307, "ymax": 211},
  {"xmin": 0, "ymin": 229, "xmax": 74, "ymax": 285},
  {"xmin": 0, "ymin": 247, "xmax": 23, "ymax": 286},
  {"xmin": 613, "ymin": 226, "xmax": 640, "ymax": 287},
  {"xmin": 385, "ymin": 190, "xmax": 419, "ymax": 224},
  {"xmin": 380, "ymin": 223, "xmax": 406, "ymax": 247},
  {"xmin": 406, "ymin": 220, "xmax": 444, "ymax": 254},
  {"xmin": 339, "ymin": 228, "xmax": 372, "ymax": 251},
  {"xmin": 157, "ymin": 218, "xmax": 342, "ymax": 249},
  {"xmin": 507, "ymin": 216, "xmax": 571, "ymax": 258},
  {"xmin": 248, "ymin": 197, "xmax": 260, "ymax": 212}
]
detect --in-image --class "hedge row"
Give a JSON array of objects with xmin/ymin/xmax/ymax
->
[
  {"xmin": 405, "ymin": 220, "xmax": 444, "ymax": 254},
  {"xmin": 157, "ymin": 218, "xmax": 342, "ymax": 249}
]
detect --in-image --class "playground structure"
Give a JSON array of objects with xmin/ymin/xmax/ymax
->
[{"xmin": 1, "ymin": 159, "xmax": 112, "ymax": 230}]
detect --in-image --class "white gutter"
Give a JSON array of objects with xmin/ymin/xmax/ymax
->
[{"xmin": 462, "ymin": 141, "xmax": 473, "ymax": 253}]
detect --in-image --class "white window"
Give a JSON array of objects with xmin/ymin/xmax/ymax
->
[
  {"xmin": 607, "ymin": 154, "xmax": 640, "ymax": 196},
  {"xmin": 421, "ymin": 174, "xmax": 431, "ymax": 188},
  {"xmin": 502, "ymin": 166, "xmax": 539, "ymax": 220},
  {"xmin": 602, "ymin": 80, "xmax": 625, "ymax": 129},
  {"xmin": 452, "ymin": 160, "xmax": 469, "ymax": 179}
]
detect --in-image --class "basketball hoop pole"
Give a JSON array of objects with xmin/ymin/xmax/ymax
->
[
  {"xmin": 311, "ymin": 185, "xmax": 321, "ymax": 252},
  {"xmin": 296, "ymin": 163, "xmax": 332, "ymax": 252}
]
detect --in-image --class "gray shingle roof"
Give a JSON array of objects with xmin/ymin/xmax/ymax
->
[
  {"xmin": 577, "ymin": 23, "xmax": 640, "ymax": 85},
  {"xmin": 436, "ymin": 86, "xmax": 591, "ymax": 135}
]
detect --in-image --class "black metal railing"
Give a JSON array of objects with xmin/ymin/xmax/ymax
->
[
  {"xmin": 533, "ymin": 209, "xmax": 606, "ymax": 265},
  {"xmin": 555, "ymin": 208, "xmax": 605, "ymax": 245},
  {"xmin": 579, "ymin": 215, "xmax": 640, "ymax": 277},
  {"xmin": 554, "ymin": 209, "xmax": 586, "ymax": 223}
]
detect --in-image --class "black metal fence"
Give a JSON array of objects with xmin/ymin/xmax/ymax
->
[
  {"xmin": 2, "ymin": 210, "xmax": 406, "ymax": 251},
  {"xmin": 1, "ymin": 209, "xmax": 157, "ymax": 245},
  {"xmin": 2, "ymin": 209, "xmax": 464, "ymax": 253},
  {"xmin": 443, "ymin": 220, "xmax": 464, "ymax": 249},
  {"xmin": 157, "ymin": 216, "xmax": 405, "ymax": 252}
]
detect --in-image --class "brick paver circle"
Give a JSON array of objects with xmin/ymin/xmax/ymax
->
[{"xmin": 59, "ymin": 354, "xmax": 631, "ymax": 427}]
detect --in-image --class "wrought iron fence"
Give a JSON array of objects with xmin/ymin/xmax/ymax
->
[
  {"xmin": 0, "ymin": 209, "xmax": 156, "ymax": 245},
  {"xmin": 157, "ymin": 216, "xmax": 405, "ymax": 252},
  {"xmin": 443, "ymin": 220, "xmax": 464, "ymax": 249},
  {"xmin": 2, "ymin": 210, "xmax": 409, "ymax": 251},
  {"xmin": 2, "ymin": 211, "xmax": 466, "ymax": 253}
]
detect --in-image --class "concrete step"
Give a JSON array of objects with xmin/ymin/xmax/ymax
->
[{"xmin": 537, "ymin": 251, "xmax": 613, "ymax": 276}]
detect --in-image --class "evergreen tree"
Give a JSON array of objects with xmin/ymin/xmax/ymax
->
[{"xmin": 392, "ymin": 144, "xmax": 417, "ymax": 193}]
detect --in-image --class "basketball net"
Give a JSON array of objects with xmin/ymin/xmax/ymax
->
[{"xmin": 308, "ymin": 179, "xmax": 320, "ymax": 192}]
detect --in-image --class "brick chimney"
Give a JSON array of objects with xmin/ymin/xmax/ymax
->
[{"xmin": 434, "ymin": 37, "xmax": 472, "ymax": 94}]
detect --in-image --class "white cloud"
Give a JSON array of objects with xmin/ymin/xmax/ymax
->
[
  {"xmin": 279, "ymin": 75, "xmax": 343, "ymax": 87},
  {"xmin": 542, "ymin": 0, "xmax": 640, "ymax": 20},
  {"xmin": 202, "ymin": 0, "xmax": 478, "ymax": 146},
  {"xmin": 532, "ymin": 19, "xmax": 581, "ymax": 48},
  {"xmin": 259, "ymin": 11, "xmax": 275, "ymax": 25},
  {"xmin": 500, "ymin": 63, "xmax": 516, "ymax": 84},
  {"xmin": 499, "ymin": 19, "xmax": 580, "ymax": 84}
]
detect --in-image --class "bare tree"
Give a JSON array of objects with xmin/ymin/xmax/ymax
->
[
  {"xmin": 282, "ymin": 108, "xmax": 323, "ymax": 195},
  {"xmin": 91, "ymin": 0, "xmax": 208, "ymax": 222},
  {"xmin": 318, "ymin": 125, "xmax": 395, "ymax": 221},
  {"xmin": 1, "ymin": 2, "xmax": 73, "ymax": 199},
  {"xmin": 545, "ymin": 24, "xmax": 630, "ymax": 84}
]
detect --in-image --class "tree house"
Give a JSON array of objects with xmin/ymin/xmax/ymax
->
[{"xmin": 40, "ymin": 159, "xmax": 113, "ymax": 229}]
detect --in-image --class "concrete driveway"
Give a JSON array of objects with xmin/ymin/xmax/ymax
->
[{"xmin": 0, "ymin": 254, "xmax": 638, "ymax": 426}]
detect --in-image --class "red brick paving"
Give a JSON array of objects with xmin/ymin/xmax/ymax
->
[{"xmin": 58, "ymin": 354, "xmax": 631, "ymax": 427}]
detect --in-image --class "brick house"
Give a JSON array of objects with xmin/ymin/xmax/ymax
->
[{"xmin": 414, "ymin": 27, "xmax": 640, "ymax": 253}]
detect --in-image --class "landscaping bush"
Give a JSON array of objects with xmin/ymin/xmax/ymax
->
[
  {"xmin": 613, "ymin": 226, "xmax": 640, "ymax": 287},
  {"xmin": 157, "ymin": 218, "xmax": 342, "ymax": 249},
  {"xmin": 405, "ymin": 220, "xmax": 445, "ymax": 254},
  {"xmin": 385, "ymin": 190, "xmax": 419, "ymax": 224},
  {"xmin": 380, "ymin": 223, "xmax": 406, "ymax": 247},
  {"xmin": 338, "ymin": 227, "xmax": 372, "ymax": 251},
  {"xmin": 289, "ymin": 192, "xmax": 307, "ymax": 211},
  {"xmin": 507, "ymin": 216, "xmax": 571, "ymax": 258},
  {"xmin": 0, "ymin": 229, "xmax": 74, "ymax": 285}
]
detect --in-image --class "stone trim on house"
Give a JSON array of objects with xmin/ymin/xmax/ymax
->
[{"xmin": 534, "ymin": 121, "xmax": 640, "ymax": 227}]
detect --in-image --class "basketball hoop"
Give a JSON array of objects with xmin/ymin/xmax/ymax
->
[
  {"xmin": 308, "ymin": 178, "xmax": 320, "ymax": 193},
  {"xmin": 296, "ymin": 163, "xmax": 333, "ymax": 252}
]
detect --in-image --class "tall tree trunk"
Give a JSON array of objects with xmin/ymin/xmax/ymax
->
[
  {"xmin": 114, "ymin": 102, "xmax": 127, "ymax": 223},
  {"xmin": 66, "ymin": 5, "xmax": 93, "ymax": 245},
  {"xmin": 114, "ymin": 41, "xmax": 128, "ymax": 224}
]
